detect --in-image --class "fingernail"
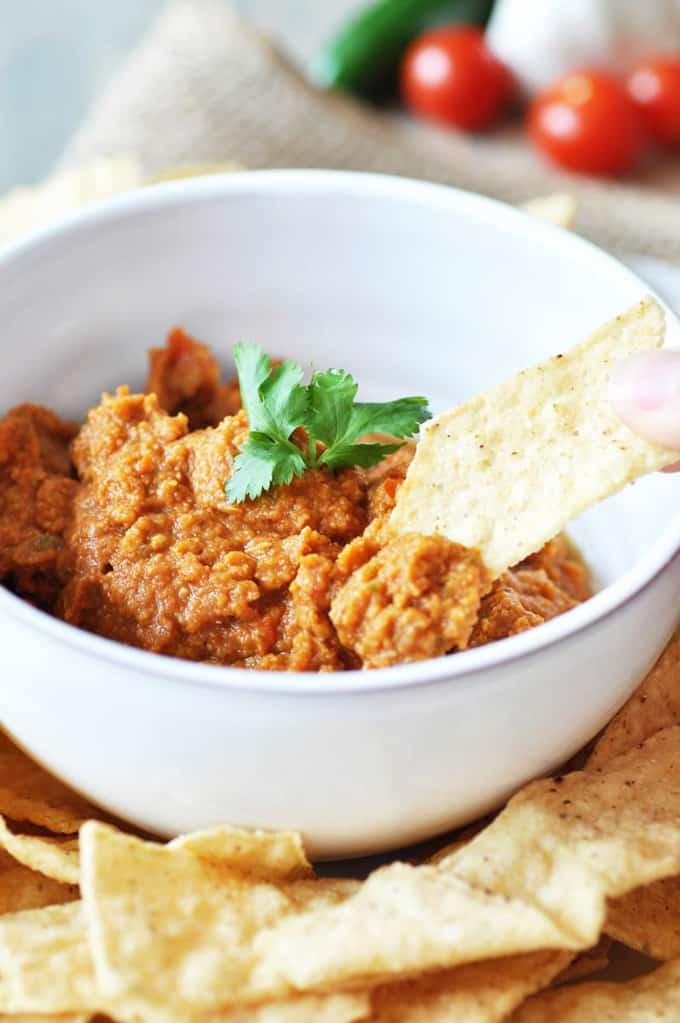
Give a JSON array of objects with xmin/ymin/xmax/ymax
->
[{"xmin": 611, "ymin": 350, "xmax": 680, "ymax": 412}]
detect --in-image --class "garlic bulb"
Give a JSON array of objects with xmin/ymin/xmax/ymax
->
[{"xmin": 486, "ymin": 0, "xmax": 680, "ymax": 96}]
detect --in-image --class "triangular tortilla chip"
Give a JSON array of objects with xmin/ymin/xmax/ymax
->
[
  {"xmin": 509, "ymin": 957, "xmax": 680, "ymax": 1022},
  {"xmin": 0, "ymin": 815, "xmax": 79, "ymax": 884},
  {"xmin": 606, "ymin": 877, "xmax": 680, "ymax": 960},
  {"xmin": 0, "ymin": 751, "xmax": 97, "ymax": 834},
  {"xmin": 589, "ymin": 626, "xmax": 680, "ymax": 768},
  {"xmin": 369, "ymin": 951, "xmax": 571, "ymax": 1023},
  {"xmin": 391, "ymin": 298, "xmax": 674, "ymax": 576},
  {"xmin": 0, "ymin": 899, "xmax": 367, "ymax": 1023},
  {"xmin": 587, "ymin": 628, "xmax": 680, "ymax": 959}
]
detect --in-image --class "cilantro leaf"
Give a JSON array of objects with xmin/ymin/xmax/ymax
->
[
  {"xmin": 225, "ymin": 343, "xmax": 431, "ymax": 503},
  {"xmin": 344, "ymin": 398, "xmax": 432, "ymax": 442},
  {"xmin": 307, "ymin": 370, "xmax": 430, "ymax": 452},
  {"xmin": 307, "ymin": 369, "xmax": 358, "ymax": 447},
  {"xmin": 233, "ymin": 343, "xmax": 308, "ymax": 439},
  {"xmin": 232, "ymin": 343, "xmax": 272, "ymax": 434},
  {"xmin": 319, "ymin": 441, "xmax": 402, "ymax": 472},
  {"xmin": 259, "ymin": 361, "xmax": 308, "ymax": 438},
  {"xmin": 226, "ymin": 433, "xmax": 306, "ymax": 503}
]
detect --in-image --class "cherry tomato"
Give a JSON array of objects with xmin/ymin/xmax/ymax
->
[
  {"xmin": 528, "ymin": 70, "xmax": 645, "ymax": 176},
  {"xmin": 627, "ymin": 56, "xmax": 680, "ymax": 145},
  {"xmin": 401, "ymin": 26, "xmax": 514, "ymax": 132}
]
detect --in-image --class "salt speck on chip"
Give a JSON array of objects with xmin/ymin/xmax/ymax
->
[{"xmin": 391, "ymin": 297, "xmax": 676, "ymax": 577}]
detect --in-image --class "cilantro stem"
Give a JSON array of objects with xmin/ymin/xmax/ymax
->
[
  {"xmin": 307, "ymin": 432, "xmax": 318, "ymax": 468},
  {"xmin": 279, "ymin": 434, "xmax": 306, "ymax": 461}
]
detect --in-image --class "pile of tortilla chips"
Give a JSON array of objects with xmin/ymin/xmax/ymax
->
[{"xmin": 0, "ymin": 625, "xmax": 679, "ymax": 1023}]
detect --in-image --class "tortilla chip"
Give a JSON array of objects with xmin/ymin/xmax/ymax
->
[
  {"xmin": 589, "ymin": 626, "xmax": 680, "ymax": 768},
  {"xmin": 369, "ymin": 951, "xmax": 571, "ymax": 1023},
  {"xmin": 0, "ymin": 157, "xmax": 242, "ymax": 249},
  {"xmin": 145, "ymin": 162, "xmax": 242, "ymax": 183},
  {"xmin": 509, "ymin": 957, "xmax": 680, "ymax": 1021},
  {"xmin": 391, "ymin": 298, "xmax": 674, "ymax": 577},
  {"xmin": 169, "ymin": 826, "xmax": 312, "ymax": 882},
  {"xmin": 0, "ymin": 902, "xmax": 363, "ymax": 1023},
  {"xmin": 552, "ymin": 937, "xmax": 611, "ymax": 985},
  {"xmin": 0, "ymin": 815, "xmax": 79, "ymax": 884},
  {"xmin": 605, "ymin": 877, "xmax": 680, "ymax": 960},
  {"xmin": 425, "ymin": 838, "xmax": 469, "ymax": 866},
  {"xmin": 250, "ymin": 727, "xmax": 680, "ymax": 997},
  {"xmin": 0, "ymin": 751, "xmax": 97, "ymax": 834},
  {"xmin": 0, "ymin": 860, "xmax": 77, "ymax": 916},
  {"xmin": 0, "ymin": 1016, "xmax": 91, "ymax": 1023},
  {"xmin": 0, "ymin": 884, "xmax": 561, "ymax": 1023},
  {"xmin": 447, "ymin": 726, "xmax": 680, "ymax": 924},
  {"xmin": 213, "ymin": 994, "xmax": 370, "ymax": 1023},
  {"xmin": 0, "ymin": 899, "xmax": 367, "ymax": 1023},
  {"xmin": 424, "ymin": 819, "xmax": 492, "ymax": 866},
  {"xmin": 83, "ymin": 824, "xmax": 560, "ymax": 1008},
  {"xmin": 585, "ymin": 629, "xmax": 680, "ymax": 959},
  {"xmin": 0, "ymin": 156, "xmax": 143, "ymax": 246},
  {"xmin": 521, "ymin": 194, "xmax": 578, "ymax": 229},
  {"xmin": 0, "ymin": 903, "xmax": 94, "ymax": 1013},
  {"xmin": 80, "ymin": 821, "xmax": 363, "ymax": 1013}
]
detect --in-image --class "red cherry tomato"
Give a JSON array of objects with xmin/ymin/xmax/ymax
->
[
  {"xmin": 528, "ymin": 70, "xmax": 645, "ymax": 176},
  {"xmin": 401, "ymin": 26, "xmax": 513, "ymax": 131},
  {"xmin": 627, "ymin": 56, "xmax": 680, "ymax": 145}
]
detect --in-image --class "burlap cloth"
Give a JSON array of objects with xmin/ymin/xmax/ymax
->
[{"xmin": 60, "ymin": 0, "xmax": 680, "ymax": 262}]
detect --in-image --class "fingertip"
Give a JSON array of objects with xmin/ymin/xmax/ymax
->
[{"xmin": 610, "ymin": 348, "xmax": 680, "ymax": 452}]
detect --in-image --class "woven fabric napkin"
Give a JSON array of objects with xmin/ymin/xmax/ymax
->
[{"xmin": 60, "ymin": 0, "xmax": 680, "ymax": 261}]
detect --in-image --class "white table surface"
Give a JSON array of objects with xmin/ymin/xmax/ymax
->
[{"xmin": 0, "ymin": 0, "xmax": 360, "ymax": 192}]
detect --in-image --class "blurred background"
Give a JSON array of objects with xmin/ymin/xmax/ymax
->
[
  {"xmin": 5, "ymin": 0, "xmax": 680, "ymax": 267},
  {"xmin": 0, "ymin": 0, "xmax": 358, "ymax": 191}
]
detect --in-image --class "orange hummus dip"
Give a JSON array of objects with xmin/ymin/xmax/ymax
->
[{"xmin": 0, "ymin": 330, "xmax": 591, "ymax": 671}]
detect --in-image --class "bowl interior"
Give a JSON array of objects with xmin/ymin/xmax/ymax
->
[{"xmin": 1, "ymin": 171, "xmax": 678, "ymax": 597}]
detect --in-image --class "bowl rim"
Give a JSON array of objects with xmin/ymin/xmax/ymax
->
[{"xmin": 1, "ymin": 167, "xmax": 679, "ymax": 696}]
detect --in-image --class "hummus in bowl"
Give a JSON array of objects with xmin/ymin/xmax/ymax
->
[{"xmin": 1, "ymin": 328, "xmax": 591, "ymax": 672}]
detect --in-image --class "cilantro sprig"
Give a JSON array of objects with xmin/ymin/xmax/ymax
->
[{"xmin": 225, "ymin": 343, "xmax": 431, "ymax": 503}]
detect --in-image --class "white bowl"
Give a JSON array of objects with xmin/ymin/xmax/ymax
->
[{"xmin": 1, "ymin": 171, "xmax": 679, "ymax": 858}]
